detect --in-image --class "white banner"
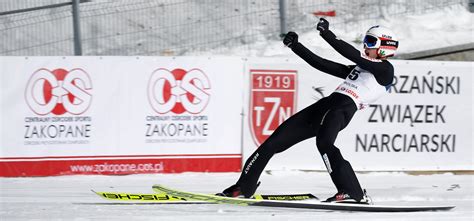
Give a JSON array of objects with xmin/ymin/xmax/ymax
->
[
  {"xmin": 243, "ymin": 58, "xmax": 473, "ymax": 171},
  {"xmin": 0, "ymin": 56, "xmax": 244, "ymax": 176},
  {"xmin": 116, "ymin": 57, "xmax": 244, "ymax": 155},
  {"xmin": 343, "ymin": 60, "xmax": 473, "ymax": 170},
  {"xmin": 1, "ymin": 56, "xmax": 472, "ymax": 176}
]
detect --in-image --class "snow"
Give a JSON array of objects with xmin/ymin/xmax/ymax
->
[
  {"xmin": 200, "ymin": 4, "xmax": 473, "ymax": 60},
  {"xmin": 1, "ymin": 172, "xmax": 472, "ymax": 220},
  {"xmin": 1, "ymin": 2, "xmax": 472, "ymax": 57}
]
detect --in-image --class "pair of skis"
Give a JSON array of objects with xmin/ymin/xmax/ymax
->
[
  {"xmin": 94, "ymin": 185, "xmax": 455, "ymax": 212},
  {"xmin": 94, "ymin": 190, "xmax": 317, "ymax": 204}
]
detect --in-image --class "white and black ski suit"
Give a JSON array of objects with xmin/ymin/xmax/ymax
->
[{"xmin": 236, "ymin": 29, "xmax": 394, "ymax": 201}]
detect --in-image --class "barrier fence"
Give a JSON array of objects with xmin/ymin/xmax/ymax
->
[{"xmin": 0, "ymin": 0, "xmax": 467, "ymax": 56}]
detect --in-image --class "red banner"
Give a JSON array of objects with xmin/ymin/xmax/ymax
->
[{"xmin": 0, "ymin": 154, "xmax": 241, "ymax": 177}]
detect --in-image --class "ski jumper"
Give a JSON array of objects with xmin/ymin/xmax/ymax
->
[{"xmin": 236, "ymin": 30, "xmax": 394, "ymax": 201}]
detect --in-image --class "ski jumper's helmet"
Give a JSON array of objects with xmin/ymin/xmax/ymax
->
[{"xmin": 363, "ymin": 26, "xmax": 399, "ymax": 58}]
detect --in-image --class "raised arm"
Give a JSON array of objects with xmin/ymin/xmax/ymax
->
[
  {"xmin": 292, "ymin": 42, "xmax": 353, "ymax": 79},
  {"xmin": 316, "ymin": 19, "xmax": 394, "ymax": 86},
  {"xmin": 283, "ymin": 32, "xmax": 353, "ymax": 79}
]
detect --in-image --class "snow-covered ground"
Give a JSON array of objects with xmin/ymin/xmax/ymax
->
[{"xmin": 1, "ymin": 172, "xmax": 472, "ymax": 220}]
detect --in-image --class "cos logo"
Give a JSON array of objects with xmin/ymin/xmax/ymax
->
[
  {"xmin": 25, "ymin": 68, "xmax": 93, "ymax": 115},
  {"xmin": 147, "ymin": 68, "xmax": 211, "ymax": 114}
]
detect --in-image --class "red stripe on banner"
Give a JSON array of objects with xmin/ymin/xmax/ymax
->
[
  {"xmin": 0, "ymin": 156, "xmax": 242, "ymax": 177},
  {"xmin": 0, "ymin": 154, "xmax": 241, "ymax": 160},
  {"xmin": 249, "ymin": 69, "xmax": 297, "ymax": 73}
]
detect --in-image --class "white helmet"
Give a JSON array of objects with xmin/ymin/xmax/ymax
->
[{"xmin": 363, "ymin": 25, "xmax": 399, "ymax": 58}]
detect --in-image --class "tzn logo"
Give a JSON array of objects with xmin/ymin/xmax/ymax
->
[
  {"xmin": 250, "ymin": 70, "xmax": 297, "ymax": 146},
  {"xmin": 25, "ymin": 68, "xmax": 93, "ymax": 115},
  {"xmin": 147, "ymin": 68, "xmax": 211, "ymax": 114}
]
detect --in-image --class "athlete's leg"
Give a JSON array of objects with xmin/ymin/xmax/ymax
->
[
  {"xmin": 316, "ymin": 104, "xmax": 364, "ymax": 201},
  {"xmin": 235, "ymin": 98, "xmax": 329, "ymax": 197}
]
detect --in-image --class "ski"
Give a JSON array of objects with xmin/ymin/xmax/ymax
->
[
  {"xmin": 93, "ymin": 190, "xmax": 206, "ymax": 204},
  {"xmin": 152, "ymin": 184, "xmax": 456, "ymax": 212},
  {"xmin": 93, "ymin": 190, "xmax": 317, "ymax": 204}
]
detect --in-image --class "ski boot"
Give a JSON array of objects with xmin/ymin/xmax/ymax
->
[
  {"xmin": 216, "ymin": 183, "xmax": 244, "ymax": 197},
  {"xmin": 216, "ymin": 182, "xmax": 261, "ymax": 198},
  {"xmin": 324, "ymin": 189, "xmax": 372, "ymax": 204}
]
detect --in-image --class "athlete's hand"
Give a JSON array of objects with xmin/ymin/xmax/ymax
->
[
  {"xmin": 316, "ymin": 18, "xmax": 329, "ymax": 33},
  {"xmin": 283, "ymin": 31, "xmax": 298, "ymax": 48}
]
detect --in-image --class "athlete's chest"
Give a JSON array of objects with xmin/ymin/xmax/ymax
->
[{"xmin": 345, "ymin": 67, "xmax": 378, "ymax": 86}]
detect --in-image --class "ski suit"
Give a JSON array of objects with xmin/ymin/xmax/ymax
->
[{"xmin": 236, "ymin": 29, "xmax": 395, "ymax": 201}]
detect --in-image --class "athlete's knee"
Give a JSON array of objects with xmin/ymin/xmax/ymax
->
[{"xmin": 316, "ymin": 136, "xmax": 333, "ymax": 152}]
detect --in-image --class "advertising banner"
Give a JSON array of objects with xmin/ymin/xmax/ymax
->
[
  {"xmin": 344, "ymin": 60, "xmax": 473, "ymax": 171},
  {"xmin": 1, "ymin": 56, "xmax": 471, "ymax": 177},
  {"xmin": 0, "ymin": 57, "xmax": 244, "ymax": 176},
  {"xmin": 243, "ymin": 58, "xmax": 473, "ymax": 171}
]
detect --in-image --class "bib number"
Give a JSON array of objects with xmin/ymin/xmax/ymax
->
[{"xmin": 348, "ymin": 69, "xmax": 360, "ymax": 80}]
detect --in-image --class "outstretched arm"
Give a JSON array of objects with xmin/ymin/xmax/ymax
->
[
  {"xmin": 316, "ymin": 18, "xmax": 393, "ymax": 86},
  {"xmin": 283, "ymin": 32, "xmax": 353, "ymax": 79},
  {"xmin": 291, "ymin": 42, "xmax": 353, "ymax": 79}
]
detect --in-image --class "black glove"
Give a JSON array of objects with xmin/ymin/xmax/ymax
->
[
  {"xmin": 283, "ymin": 31, "xmax": 298, "ymax": 48},
  {"xmin": 316, "ymin": 18, "xmax": 329, "ymax": 33}
]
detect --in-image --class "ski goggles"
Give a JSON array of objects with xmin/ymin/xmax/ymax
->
[
  {"xmin": 363, "ymin": 35, "xmax": 379, "ymax": 48},
  {"xmin": 364, "ymin": 35, "xmax": 399, "ymax": 49}
]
